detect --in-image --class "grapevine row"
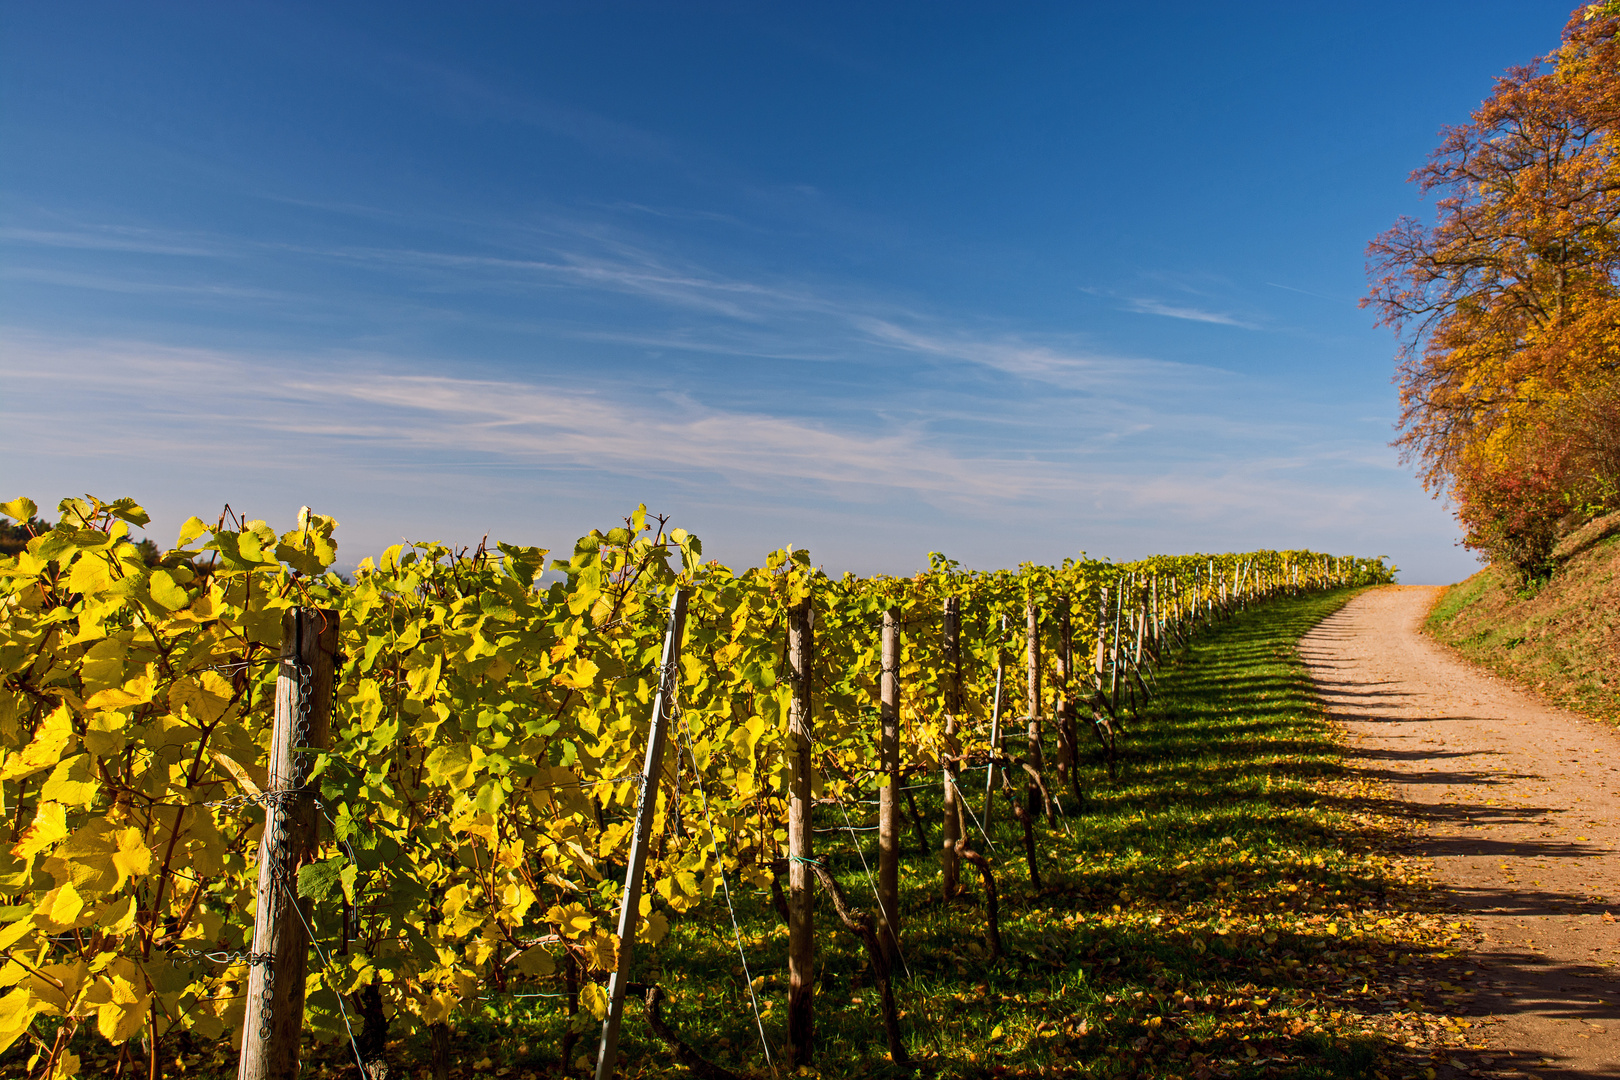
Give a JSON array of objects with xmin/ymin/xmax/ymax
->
[{"xmin": 0, "ymin": 495, "xmax": 1393, "ymax": 1076}]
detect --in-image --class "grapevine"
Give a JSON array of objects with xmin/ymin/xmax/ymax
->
[{"xmin": 0, "ymin": 495, "xmax": 1394, "ymax": 1076}]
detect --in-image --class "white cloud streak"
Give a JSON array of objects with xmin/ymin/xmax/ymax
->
[
  {"xmin": 1124, "ymin": 298, "xmax": 1260, "ymax": 328},
  {"xmin": 0, "ymin": 333, "xmax": 1406, "ymax": 531},
  {"xmin": 0, "ymin": 337, "xmax": 1085, "ymax": 504}
]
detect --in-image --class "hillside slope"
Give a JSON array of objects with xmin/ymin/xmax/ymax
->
[{"xmin": 1426, "ymin": 511, "xmax": 1620, "ymax": 724}]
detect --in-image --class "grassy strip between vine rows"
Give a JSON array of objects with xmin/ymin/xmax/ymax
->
[{"xmin": 117, "ymin": 589, "xmax": 1485, "ymax": 1080}]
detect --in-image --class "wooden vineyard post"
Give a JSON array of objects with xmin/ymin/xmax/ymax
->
[
  {"xmin": 1109, "ymin": 586, "xmax": 1123, "ymax": 716},
  {"xmin": 239, "ymin": 608, "xmax": 339, "ymax": 1080},
  {"xmin": 1150, "ymin": 576, "xmax": 1160, "ymax": 657},
  {"xmin": 878, "ymin": 606, "xmax": 903, "ymax": 962},
  {"xmin": 983, "ymin": 616, "xmax": 1006, "ymax": 830},
  {"xmin": 939, "ymin": 597, "xmax": 962, "ymax": 899},
  {"xmin": 1093, "ymin": 588, "xmax": 1108, "ymax": 697},
  {"xmin": 594, "ymin": 589, "xmax": 689, "ymax": 1080},
  {"xmin": 1024, "ymin": 601, "xmax": 1043, "ymax": 819},
  {"xmin": 786, "ymin": 598, "xmax": 816, "ymax": 1067},
  {"xmin": 1054, "ymin": 598, "xmax": 1078, "ymax": 806}
]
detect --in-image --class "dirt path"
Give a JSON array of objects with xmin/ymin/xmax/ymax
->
[{"xmin": 1300, "ymin": 586, "xmax": 1620, "ymax": 1079}]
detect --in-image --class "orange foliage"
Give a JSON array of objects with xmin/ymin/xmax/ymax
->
[{"xmin": 1364, "ymin": 5, "xmax": 1620, "ymax": 574}]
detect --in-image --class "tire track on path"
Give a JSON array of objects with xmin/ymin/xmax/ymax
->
[{"xmin": 1300, "ymin": 585, "xmax": 1620, "ymax": 1079}]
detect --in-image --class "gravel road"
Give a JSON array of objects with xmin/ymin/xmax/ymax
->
[{"xmin": 1300, "ymin": 586, "xmax": 1620, "ymax": 1078}]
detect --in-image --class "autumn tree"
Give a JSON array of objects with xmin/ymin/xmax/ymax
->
[{"xmin": 1365, "ymin": 4, "xmax": 1620, "ymax": 575}]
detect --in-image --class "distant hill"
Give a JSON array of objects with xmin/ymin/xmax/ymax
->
[{"xmin": 1426, "ymin": 511, "xmax": 1620, "ymax": 724}]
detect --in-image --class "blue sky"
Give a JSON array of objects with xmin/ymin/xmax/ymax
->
[{"xmin": 0, "ymin": 1, "xmax": 1578, "ymax": 583}]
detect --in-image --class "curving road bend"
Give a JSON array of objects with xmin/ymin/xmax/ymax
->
[{"xmin": 1299, "ymin": 586, "xmax": 1620, "ymax": 1079}]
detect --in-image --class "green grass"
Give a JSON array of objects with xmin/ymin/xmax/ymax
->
[
  {"xmin": 1426, "ymin": 549, "xmax": 1620, "ymax": 722},
  {"xmin": 71, "ymin": 589, "xmax": 1490, "ymax": 1080}
]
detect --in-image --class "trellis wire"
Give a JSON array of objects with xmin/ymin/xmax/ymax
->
[{"xmin": 676, "ymin": 709, "xmax": 777, "ymax": 1078}]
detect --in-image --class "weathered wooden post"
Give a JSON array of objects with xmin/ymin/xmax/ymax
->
[
  {"xmin": 878, "ymin": 606, "xmax": 903, "ymax": 962},
  {"xmin": 983, "ymin": 615, "xmax": 1006, "ymax": 831},
  {"xmin": 786, "ymin": 598, "xmax": 815, "ymax": 1066},
  {"xmin": 239, "ymin": 608, "xmax": 339, "ymax": 1080},
  {"xmin": 1109, "ymin": 585, "xmax": 1123, "ymax": 715},
  {"xmin": 939, "ymin": 597, "xmax": 962, "ymax": 899},
  {"xmin": 1093, "ymin": 587, "xmax": 1108, "ymax": 695},
  {"xmin": 1024, "ymin": 601, "xmax": 1042, "ymax": 819},
  {"xmin": 1053, "ymin": 598, "xmax": 1077, "ymax": 804},
  {"xmin": 594, "ymin": 589, "xmax": 688, "ymax": 1080}
]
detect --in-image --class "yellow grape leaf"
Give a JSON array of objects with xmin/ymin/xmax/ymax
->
[
  {"xmin": 33, "ymin": 883, "xmax": 86, "ymax": 932},
  {"xmin": 579, "ymin": 982, "xmax": 608, "ymax": 1020},
  {"xmin": 424, "ymin": 744, "xmax": 473, "ymax": 787},
  {"xmin": 12, "ymin": 802, "xmax": 67, "ymax": 862},
  {"xmin": 83, "ymin": 670, "xmax": 155, "ymax": 711},
  {"xmin": 66, "ymin": 553, "xmax": 114, "ymax": 596},
  {"xmin": 49, "ymin": 818, "xmax": 149, "ymax": 894},
  {"xmin": 0, "ymin": 986, "xmax": 37, "ymax": 1055},
  {"xmin": 78, "ymin": 639, "xmax": 127, "ymax": 693},
  {"xmin": 420, "ymin": 987, "xmax": 455, "ymax": 1026},
  {"xmin": 638, "ymin": 910, "xmax": 669, "ymax": 946},
  {"xmin": 513, "ymin": 944, "xmax": 556, "ymax": 977},
  {"xmin": 175, "ymin": 516, "xmax": 208, "ymax": 548},
  {"xmin": 0, "ymin": 498, "xmax": 36, "ymax": 524},
  {"xmin": 587, "ymin": 931, "xmax": 616, "ymax": 972},
  {"xmin": 0, "ymin": 707, "xmax": 75, "ymax": 781},
  {"xmin": 0, "ymin": 919, "xmax": 35, "ymax": 954},
  {"xmin": 167, "ymin": 672, "xmax": 233, "ymax": 725},
  {"xmin": 189, "ymin": 1010, "xmax": 224, "ymax": 1042},
  {"xmin": 94, "ymin": 958, "xmax": 149, "ymax": 1044},
  {"xmin": 26, "ymin": 959, "xmax": 89, "ymax": 1014},
  {"xmin": 40, "ymin": 755, "xmax": 98, "ymax": 809},
  {"xmin": 555, "ymin": 659, "xmax": 600, "ymax": 691},
  {"xmin": 545, "ymin": 903, "xmax": 595, "ymax": 936},
  {"xmin": 82, "ymin": 712, "xmax": 127, "ymax": 758},
  {"xmin": 403, "ymin": 652, "xmax": 443, "ymax": 700},
  {"xmin": 500, "ymin": 882, "xmax": 536, "ymax": 922},
  {"xmin": 146, "ymin": 569, "xmax": 188, "ymax": 612},
  {"xmin": 98, "ymin": 896, "xmax": 138, "ymax": 935},
  {"xmin": 109, "ymin": 829, "xmax": 151, "ymax": 889},
  {"xmin": 441, "ymin": 884, "xmax": 472, "ymax": 921}
]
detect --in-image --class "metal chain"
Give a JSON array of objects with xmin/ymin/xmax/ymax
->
[{"xmin": 171, "ymin": 946, "xmax": 275, "ymax": 966}]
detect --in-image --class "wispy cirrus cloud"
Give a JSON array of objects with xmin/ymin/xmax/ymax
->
[
  {"xmin": 1123, "ymin": 298, "xmax": 1260, "ymax": 329},
  {"xmin": 0, "ymin": 224, "xmax": 226, "ymax": 257},
  {"xmin": 0, "ymin": 329, "xmax": 1439, "ymax": 574},
  {"xmin": 0, "ymin": 336, "xmax": 1080, "ymax": 504}
]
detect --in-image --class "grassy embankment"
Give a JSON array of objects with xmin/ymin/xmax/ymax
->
[
  {"xmin": 171, "ymin": 591, "xmax": 1484, "ymax": 1080},
  {"xmin": 1427, "ymin": 512, "xmax": 1620, "ymax": 724}
]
